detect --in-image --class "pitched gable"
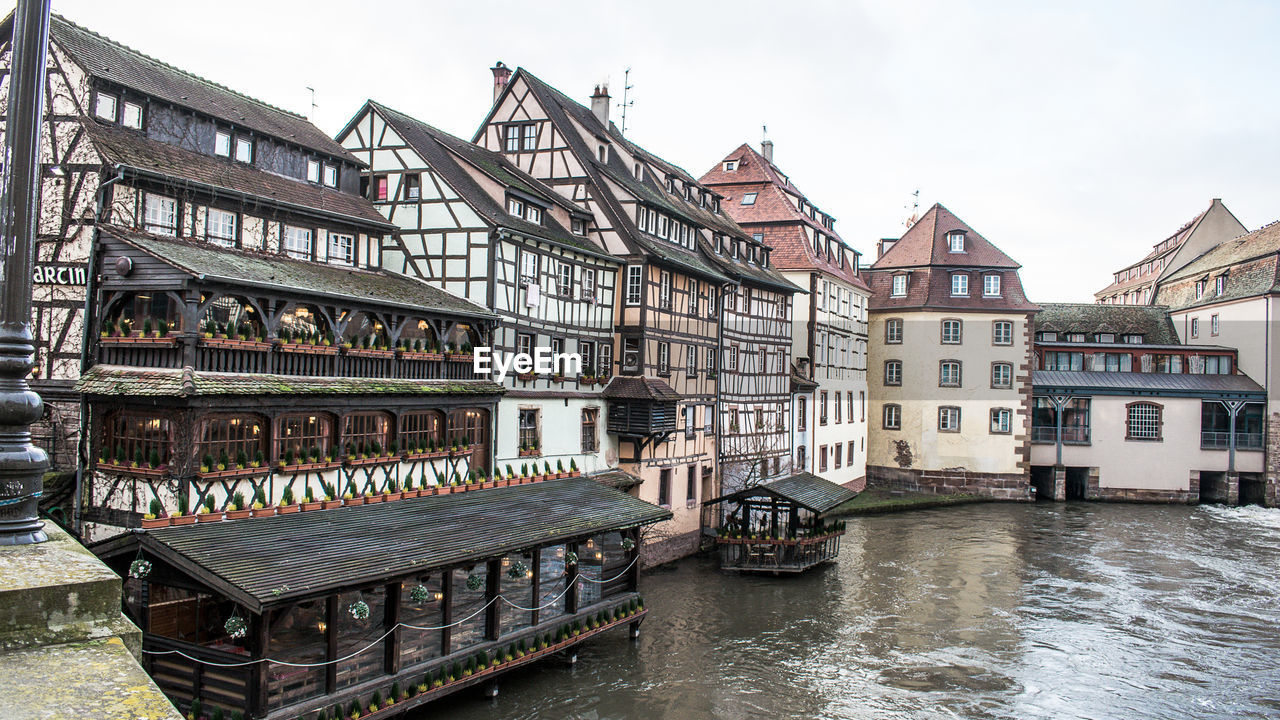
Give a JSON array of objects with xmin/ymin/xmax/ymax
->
[{"xmin": 872, "ymin": 204, "xmax": 1020, "ymax": 270}]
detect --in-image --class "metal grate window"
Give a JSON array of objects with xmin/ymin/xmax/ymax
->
[{"xmin": 1127, "ymin": 403, "xmax": 1161, "ymax": 440}]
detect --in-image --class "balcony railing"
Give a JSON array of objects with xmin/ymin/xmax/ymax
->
[
  {"xmin": 716, "ymin": 532, "xmax": 843, "ymax": 573},
  {"xmin": 1031, "ymin": 426, "xmax": 1091, "ymax": 445},
  {"xmin": 98, "ymin": 336, "xmax": 486, "ymax": 381},
  {"xmin": 1201, "ymin": 431, "xmax": 1264, "ymax": 450}
]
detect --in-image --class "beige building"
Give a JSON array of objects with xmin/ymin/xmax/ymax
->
[{"xmin": 863, "ymin": 204, "xmax": 1038, "ymax": 498}]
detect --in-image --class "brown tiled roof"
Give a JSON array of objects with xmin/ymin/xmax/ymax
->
[
  {"xmin": 1034, "ymin": 303, "xmax": 1179, "ymax": 343},
  {"xmin": 600, "ymin": 376, "xmax": 682, "ymax": 402},
  {"xmin": 1095, "ymin": 207, "xmax": 1209, "ymax": 298},
  {"xmin": 871, "ymin": 204, "xmax": 1020, "ymax": 270},
  {"xmin": 86, "ymin": 121, "xmax": 392, "ymax": 229},
  {"xmin": 49, "ymin": 15, "xmax": 355, "ymax": 162},
  {"xmin": 865, "ymin": 266, "xmax": 1038, "ymax": 312},
  {"xmin": 1155, "ymin": 220, "xmax": 1280, "ymax": 310},
  {"xmin": 76, "ymin": 365, "xmax": 504, "ymax": 397}
]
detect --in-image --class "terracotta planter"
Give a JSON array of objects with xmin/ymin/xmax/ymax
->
[
  {"xmin": 400, "ymin": 489, "xmax": 418, "ymax": 499},
  {"xmin": 344, "ymin": 496, "xmax": 366, "ymax": 506},
  {"xmin": 569, "ymin": 470, "xmax": 581, "ymax": 477},
  {"xmin": 480, "ymin": 480, "xmax": 494, "ymax": 490},
  {"xmin": 170, "ymin": 515, "xmax": 198, "ymax": 526},
  {"xmin": 365, "ymin": 494, "xmax": 384, "ymax": 504},
  {"xmin": 434, "ymin": 485, "xmax": 450, "ymax": 495},
  {"xmin": 251, "ymin": 506, "xmax": 276, "ymax": 518},
  {"xmin": 140, "ymin": 516, "xmax": 171, "ymax": 529},
  {"xmin": 300, "ymin": 501, "xmax": 323, "ymax": 512},
  {"xmin": 322, "ymin": 499, "xmax": 343, "ymax": 510},
  {"xmin": 195, "ymin": 512, "xmax": 222, "ymax": 524},
  {"xmin": 383, "ymin": 492, "xmax": 402, "ymax": 502},
  {"xmin": 225, "ymin": 509, "xmax": 252, "ymax": 520},
  {"xmin": 277, "ymin": 504, "xmax": 300, "ymax": 515}
]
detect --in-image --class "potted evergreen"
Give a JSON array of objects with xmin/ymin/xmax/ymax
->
[
  {"xmin": 343, "ymin": 480, "xmax": 364, "ymax": 506},
  {"xmin": 300, "ymin": 485, "xmax": 323, "ymax": 512},
  {"xmin": 141, "ymin": 498, "xmax": 170, "ymax": 529},
  {"xmin": 195, "ymin": 494, "xmax": 220, "ymax": 524},
  {"xmin": 250, "ymin": 486, "xmax": 275, "ymax": 517},
  {"xmin": 569, "ymin": 458, "xmax": 581, "ymax": 477},
  {"xmin": 384, "ymin": 479, "xmax": 402, "ymax": 502},
  {"xmin": 278, "ymin": 486, "xmax": 299, "ymax": 514},
  {"xmin": 225, "ymin": 491, "xmax": 251, "ymax": 520}
]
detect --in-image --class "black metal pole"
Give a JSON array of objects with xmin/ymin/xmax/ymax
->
[{"xmin": 0, "ymin": 0, "xmax": 52, "ymax": 545}]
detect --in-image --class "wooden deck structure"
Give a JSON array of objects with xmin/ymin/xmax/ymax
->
[
  {"xmin": 704, "ymin": 472, "xmax": 855, "ymax": 574},
  {"xmin": 93, "ymin": 478, "xmax": 670, "ymax": 719}
]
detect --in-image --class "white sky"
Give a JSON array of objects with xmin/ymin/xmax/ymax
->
[{"xmin": 50, "ymin": 0, "xmax": 1280, "ymax": 302}]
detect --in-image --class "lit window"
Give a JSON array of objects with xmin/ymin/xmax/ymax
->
[
  {"xmin": 121, "ymin": 101, "xmax": 142, "ymax": 129},
  {"xmin": 940, "ymin": 361, "xmax": 962, "ymax": 387},
  {"xmin": 741, "ymin": 192, "xmax": 757, "ymax": 205},
  {"xmin": 941, "ymin": 319, "xmax": 962, "ymax": 344},
  {"xmin": 884, "ymin": 360, "xmax": 902, "ymax": 386},
  {"xmin": 143, "ymin": 194, "xmax": 177, "ymax": 236},
  {"xmin": 215, "ymin": 131, "xmax": 232, "ymax": 157},
  {"xmin": 993, "ymin": 320, "xmax": 1013, "ymax": 345},
  {"xmin": 938, "ymin": 406, "xmax": 961, "ymax": 432},
  {"xmin": 283, "ymin": 226, "xmax": 313, "ymax": 260},
  {"xmin": 990, "ymin": 408, "xmax": 1012, "ymax": 434},
  {"xmin": 94, "ymin": 92, "xmax": 117, "ymax": 121},
  {"xmin": 328, "ymin": 233, "xmax": 354, "ymax": 265},
  {"xmin": 991, "ymin": 362, "xmax": 1012, "ymax": 388},
  {"xmin": 983, "ymin": 274, "xmax": 1001, "ymax": 296},
  {"xmin": 891, "ymin": 275, "xmax": 907, "ymax": 297},
  {"xmin": 1127, "ymin": 403, "xmax": 1161, "ymax": 440},
  {"xmin": 947, "ymin": 232, "xmax": 964, "ymax": 252},
  {"xmin": 323, "ymin": 164, "xmax": 338, "ymax": 188},
  {"xmin": 206, "ymin": 208, "xmax": 237, "ymax": 246},
  {"xmin": 307, "ymin": 159, "xmax": 321, "ymax": 183},
  {"xmin": 234, "ymin": 136, "xmax": 253, "ymax": 163},
  {"xmin": 951, "ymin": 273, "xmax": 969, "ymax": 296}
]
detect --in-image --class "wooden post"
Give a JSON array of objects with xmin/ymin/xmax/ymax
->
[
  {"xmin": 324, "ymin": 595, "xmax": 337, "ymax": 694},
  {"xmin": 565, "ymin": 542, "xmax": 580, "ymax": 613},
  {"xmin": 530, "ymin": 548, "xmax": 541, "ymax": 626},
  {"xmin": 440, "ymin": 569, "xmax": 453, "ymax": 656},
  {"xmin": 485, "ymin": 559, "xmax": 501, "ymax": 641},
  {"xmin": 385, "ymin": 581, "xmax": 401, "ymax": 675},
  {"xmin": 626, "ymin": 528, "xmax": 641, "ymax": 592},
  {"xmin": 250, "ymin": 611, "xmax": 269, "ymax": 718}
]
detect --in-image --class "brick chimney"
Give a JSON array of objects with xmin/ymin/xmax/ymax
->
[
  {"xmin": 491, "ymin": 61, "xmax": 512, "ymax": 103},
  {"xmin": 590, "ymin": 84, "xmax": 611, "ymax": 126},
  {"xmin": 761, "ymin": 139, "xmax": 774, "ymax": 163}
]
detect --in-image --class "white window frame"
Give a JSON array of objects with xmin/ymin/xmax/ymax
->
[
  {"xmin": 307, "ymin": 159, "xmax": 321, "ymax": 184},
  {"xmin": 886, "ymin": 319, "xmax": 903, "ymax": 344},
  {"xmin": 992, "ymin": 362, "xmax": 1012, "ymax": 388},
  {"xmin": 215, "ymin": 130, "xmax": 232, "ymax": 158},
  {"xmin": 283, "ymin": 225, "xmax": 313, "ymax": 260},
  {"xmin": 942, "ymin": 319, "xmax": 963, "ymax": 344},
  {"xmin": 121, "ymin": 101, "xmax": 142, "ymax": 129},
  {"xmin": 323, "ymin": 164, "xmax": 338, "ymax": 188},
  {"xmin": 659, "ymin": 271, "xmax": 672, "ymax": 309},
  {"xmin": 884, "ymin": 360, "xmax": 902, "ymax": 386},
  {"xmin": 581, "ymin": 268, "xmax": 596, "ymax": 302},
  {"xmin": 951, "ymin": 273, "xmax": 969, "ymax": 297},
  {"xmin": 990, "ymin": 408, "xmax": 1012, "ymax": 434},
  {"xmin": 658, "ymin": 342, "xmax": 670, "ymax": 374},
  {"xmin": 687, "ymin": 345, "xmax": 697, "ymax": 372},
  {"xmin": 741, "ymin": 192, "xmax": 757, "ymax": 206},
  {"xmin": 94, "ymin": 92, "xmax": 117, "ymax": 121},
  {"xmin": 938, "ymin": 406, "xmax": 961, "ymax": 432},
  {"xmin": 891, "ymin": 274, "xmax": 907, "ymax": 297},
  {"xmin": 234, "ymin": 136, "xmax": 253, "ymax": 164},
  {"xmin": 625, "ymin": 265, "xmax": 643, "ymax": 306},
  {"xmin": 947, "ymin": 232, "xmax": 965, "ymax": 253},
  {"xmin": 143, "ymin": 194, "xmax": 177, "ymax": 236},
  {"xmin": 328, "ymin": 233, "xmax": 355, "ymax": 266},
  {"xmin": 983, "ymin": 274, "xmax": 1001, "ymax": 297},
  {"xmin": 883, "ymin": 404, "xmax": 901, "ymax": 430},
  {"xmin": 940, "ymin": 361, "xmax": 962, "ymax": 386},
  {"xmin": 520, "ymin": 250, "xmax": 539, "ymax": 282},
  {"xmin": 556, "ymin": 263, "xmax": 572, "ymax": 296},
  {"xmin": 206, "ymin": 208, "xmax": 237, "ymax": 246}
]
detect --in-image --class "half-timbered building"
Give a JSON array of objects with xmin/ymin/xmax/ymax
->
[
  {"xmin": 863, "ymin": 204, "xmax": 1038, "ymax": 499},
  {"xmin": 702, "ymin": 142, "xmax": 870, "ymax": 490},
  {"xmin": 475, "ymin": 66, "xmax": 769, "ymax": 562},
  {"xmin": 335, "ymin": 100, "xmax": 619, "ymax": 477}
]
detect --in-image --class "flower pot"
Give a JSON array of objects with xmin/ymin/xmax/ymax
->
[
  {"xmin": 225, "ymin": 509, "xmax": 252, "ymax": 520},
  {"xmin": 569, "ymin": 470, "xmax": 581, "ymax": 477},
  {"xmin": 251, "ymin": 506, "xmax": 276, "ymax": 518},
  {"xmin": 278, "ymin": 504, "xmax": 300, "ymax": 515},
  {"xmin": 141, "ymin": 516, "xmax": 171, "ymax": 529},
  {"xmin": 365, "ymin": 494, "xmax": 384, "ymax": 504},
  {"xmin": 170, "ymin": 515, "xmax": 197, "ymax": 526},
  {"xmin": 322, "ymin": 499, "xmax": 343, "ymax": 510},
  {"xmin": 196, "ymin": 512, "xmax": 222, "ymax": 524},
  {"xmin": 435, "ymin": 485, "xmax": 451, "ymax": 495},
  {"xmin": 383, "ymin": 492, "xmax": 402, "ymax": 502},
  {"xmin": 344, "ymin": 497, "xmax": 365, "ymax": 507},
  {"xmin": 301, "ymin": 501, "xmax": 323, "ymax": 512}
]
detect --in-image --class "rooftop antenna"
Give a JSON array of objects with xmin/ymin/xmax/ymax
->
[
  {"xmin": 618, "ymin": 67, "xmax": 635, "ymax": 134},
  {"xmin": 305, "ymin": 86, "xmax": 318, "ymax": 121},
  {"xmin": 904, "ymin": 189, "xmax": 920, "ymax": 229}
]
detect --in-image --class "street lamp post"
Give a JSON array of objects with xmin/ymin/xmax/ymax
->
[{"xmin": 0, "ymin": 0, "xmax": 52, "ymax": 545}]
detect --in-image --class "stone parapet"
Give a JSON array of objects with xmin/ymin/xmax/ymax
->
[{"xmin": 867, "ymin": 465, "xmax": 1032, "ymax": 500}]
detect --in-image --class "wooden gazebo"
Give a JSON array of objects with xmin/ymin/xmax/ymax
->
[
  {"xmin": 705, "ymin": 473, "xmax": 855, "ymax": 574},
  {"xmin": 93, "ymin": 478, "xmax": 669, "ymax": 720}
]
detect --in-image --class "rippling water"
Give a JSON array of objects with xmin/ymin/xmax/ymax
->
[{"xmin": 419, "ymin": 503, "xmax": 1280, "ymax": 719}]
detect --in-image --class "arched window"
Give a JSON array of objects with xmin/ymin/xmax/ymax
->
[
  {"xmin": 196, "ymin": 414, "xmax": 266, "ymax": 470},
  {"xmin": 341, "ymin": 412, "xmax": 393, "ymax": 456},
  {"xmin": 275, "ymin": 413, "xmax": 334, "ymax": 463},
  {"xmin": 100, "ymin": 411, "xmax": 172, "ymax": 469},
  {"xmin": 401, "ymin": 410, "xmax": 444, "ymax": 453},
  {"xmin": 441, "ymin": 323, "xmax": 480, "ymax": 354}
]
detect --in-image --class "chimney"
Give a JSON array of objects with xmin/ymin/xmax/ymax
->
[
  {"xmin": 590, "ymin": 84, "xmax": 611, "ymax": 126},
  {"xmin": 761, "ymin": 139, "xmax": 774, "ymax": 164},
  {"xmin": 491, "ymin": 61, "xmax": 512, "ymax": 103},
  {"xmin": 878, "ymin": 238, "xmax": 897, "ymax": 259}
]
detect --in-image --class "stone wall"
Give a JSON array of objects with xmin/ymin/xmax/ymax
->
[
  {"xmin": 640, "ymin": 527, "xmax": 702, "ymax": 568},
  {"xmin": 867, "ymin": 465, "xmax": 1032, "ymax": 500},
  {"xmin": 1267, "ymin": 410, "xmax": 1280, "ymax": 507},
  {"xmin": 30, "ymin": 396, "xmax": 79, "ymax": 473}
]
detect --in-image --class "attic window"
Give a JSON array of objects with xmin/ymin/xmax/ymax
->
[
  {"xmin": 724, "ymin": 161, "xmax": 736, "ymax": 171},
  {"xmin": 741, "ymin": 193, "xmax": 757, "ymax": 206},
  {"xmin": 234, "ymin": 136, "xmax": 253, "ymax": 164},
  {"xmin": 1097, "ymin": 333, "xmax": 1115, "ymax": 343},
  {"xmin": 1066, "ymin": 333, "xmax": 1086, "ymax": 343},
  {"xmin": 323, "ymin": 164, "xmax": 338, "ymax": 188},
  {"xmin": 598, "ymin": 146, "xmax": 607, "ymax": 163},
  {"xmin": 215, "ymin": 131, "xmax": 231, "ymax": 157},
  {"xmin": 891, "ymin": 275, "xmax": 907, "ymax": 297},
  {"xmin": 753, "ymin": 233, "xmax": 764, "ymax": 242},
  {"xmin": 94, "ymin": 92, "xmax": 117, "ymax": 121},
  {"xmin": 1215, "ymin": 275, "xmax": 1227, "ymax": 295},
  {"xmin": 947, "ymin": 232, "xmax": 965, "ymax": 252},
  {"xmin": 571, "ymin": 218, "xmax": 587, "ymax": 235},
  {"xmin": 634, "ymin": 163, "xmax": 643, "ymax": 180},
  {"xmin": 121, "ymin": 101, "xmax": 142, "ymax": 129},
  {"xmin": 306, "ymin": 159, "xmax": 320, "ymax": 184}
]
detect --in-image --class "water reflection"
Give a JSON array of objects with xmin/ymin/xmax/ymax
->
[{"xmin": 420, "ymin": 503, "xmax": 1280, "ymax": 719}]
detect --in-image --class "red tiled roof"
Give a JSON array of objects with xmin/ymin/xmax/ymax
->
[
  {"xmin": 871, "ymin": 204, "xmax": 1020, "ymax": 270},
  {"xmin": 864, "ymin": 267, "xmax": 1038, "ymax": 312}
]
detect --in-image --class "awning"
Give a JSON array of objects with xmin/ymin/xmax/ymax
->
[
  {"xmin": 706, "ymin": 472, "xmax": 857, "ymax": 515},
  {"xmin": 92, "ymin": 478, "xmax": 671, "ymax": 612}
]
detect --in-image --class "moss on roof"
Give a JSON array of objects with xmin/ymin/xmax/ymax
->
[
  {"xmin": 75, "ymin": 365, "xmax": 505, "ymax": 397},
  {"xmin": 1035, "ymin": 303, "xmax": 1179, "ymax": 343}
]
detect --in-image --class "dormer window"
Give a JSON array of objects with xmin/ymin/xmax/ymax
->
[
  {"xmin": 1097, "ymin": 333, "xmax": 1115, "ymax": 343},
  {"xmin": 741, "ymin": 192, "xmax": 757, "ymax": 206},
  {"xmin": 947, "ymin": 232, "xmax": 965, "ymax": 252},
  {"xmin": 951, "ymin": 273, "xmax": 969, "ymax": 297},
  {"xmin": 215, "ymin": 131, "xmax": 231, "ymax": 158},
  {"xmin": 715, "ymin": 234, "xmax": 724, "ymax": 254},
  {"xmin": 598, "ymin": 145, "xmax": 607, "ymax": 163},
  {"xmin": 891, "ymin": 274, "xmax": 907, "ymax": 297},
  {"xmin": 1066, "ymin": 333, "xmax": 1085, "ymax": 343},
  {"xmin": 752, "ymin": 233, "xmax": 764, "ymax": 242},
  {"xmin": 1195, "ymin": 280, "xmax": 1206, "ymax": 299},
  {"xmin": 306, "ymin": 159, "xmax": 320, "ymax": 184},
  {"xmin": 94, "ymin": 92, "xmax": 117, "ymax": 121},
  {"xmin": 507, "ymin": 198, "xmax": 524, "ymax": 217},
  {"xmin": 724, "ymin": 161, "xmax": 736, "ymax": 172},
  {"xmin": 323, "ymin": 164, "xmax": 338, "ymax": 188},
  {"xmin": 234, "ymin": 136, "xmax": 253, "ymax": 164},
  {"xmin": 983, "ymin": 274, "xmax": 1001, "ymax": 297},
  {"xmin": 122, "ymin": 101, "xmax": 143, "ymax": 129},
  {"xmin": 1215, "ymin": 275, "xmax": 1227, "ymax": 295},
  {"xmin": 712, "ymin": 197, "xmax": 721, "ymax": 213},
  {"xmin": 527, "ymin": 205, "xmax": 542, "ymax": 224},
  {"xmin": 635, "ymin": 163, "xmax": 643, "ymax": 180},
  {"xmin": 571, "ymin": 218, "xmax": 587, "ymax": 236}
]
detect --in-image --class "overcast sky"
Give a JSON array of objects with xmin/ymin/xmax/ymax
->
[{"xmin": 51, "ymin": 0, "xmax": 1280, "ymax": 302}]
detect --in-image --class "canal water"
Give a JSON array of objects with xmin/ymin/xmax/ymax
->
[{"xmin": 421, "ymin": 502, "xmax": 1280, "ymax": 719}]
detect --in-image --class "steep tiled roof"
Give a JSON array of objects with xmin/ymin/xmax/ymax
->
[
  {"xmin": 1154, "ymin": 221, "xmax": 1280, "ymax": 310},
  {"xmin": 871, "ymin": 204, "xmax": 1020, "ymax": 270},
  {"xmin": 701, "ymin": 144, "xmax": 865, "ymax": 290},
  {"xmin": 105, "ymin": 228, "xmax": 494, "ymax": 318},
  {"xmin": 49, "ymin": 15, "xmax": 355, "ymax": 162},
  {"xmin": 76, "ymin": 365, "xmax": 504, "ymax": 397},
  {"xmin": 86, "ymin": 121, "xmax": 391, "ymax": 229},
  {"xmin": 361, "ymin": 101, "xmax": 609, "ymax": 259},
  {"xmin": 1163, "ymin": 220, "xmax": 1280, "ymax": 284},
  {"xmin": 1034, "ymin": 303, "xmax": 1180, "ymax": 343},
  {"xmin": 1095, "ymin": 207, "xmax": 1208, "ymax": 299},
  {"xmin": 600, "ymin": 376, "xmax": 682, "ymax": 402},
  {"xmin": 708, "ymin": 472, "xmax": 857, "ymax": 515}
]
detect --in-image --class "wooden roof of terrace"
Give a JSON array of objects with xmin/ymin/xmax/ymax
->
[
  {"xmin": 707, "ymin": 472, "xmax": 858, "ymax": 515},
  {"xmin": 75, "ymin": 365, "xmax": 505, "ymax": 398},
  {"xmin": 92, "ymin": 478, "xmax": 671, "ymax": 613}
]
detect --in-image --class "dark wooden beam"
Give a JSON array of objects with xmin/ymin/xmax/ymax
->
[
  {"xmin": 385, "ymin": 581, "xmax": 401, "ymax": 675},
  {"xmin": 324, "ymin": 595, "xmax": 337, "ymax": 694},
  {"xmin": 485, "ymin": 559, "xmax": 501, "ymax": 641},
  {"xmin": 440, "ymin": 569, "xmax": 453, "ymax": 656}
]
